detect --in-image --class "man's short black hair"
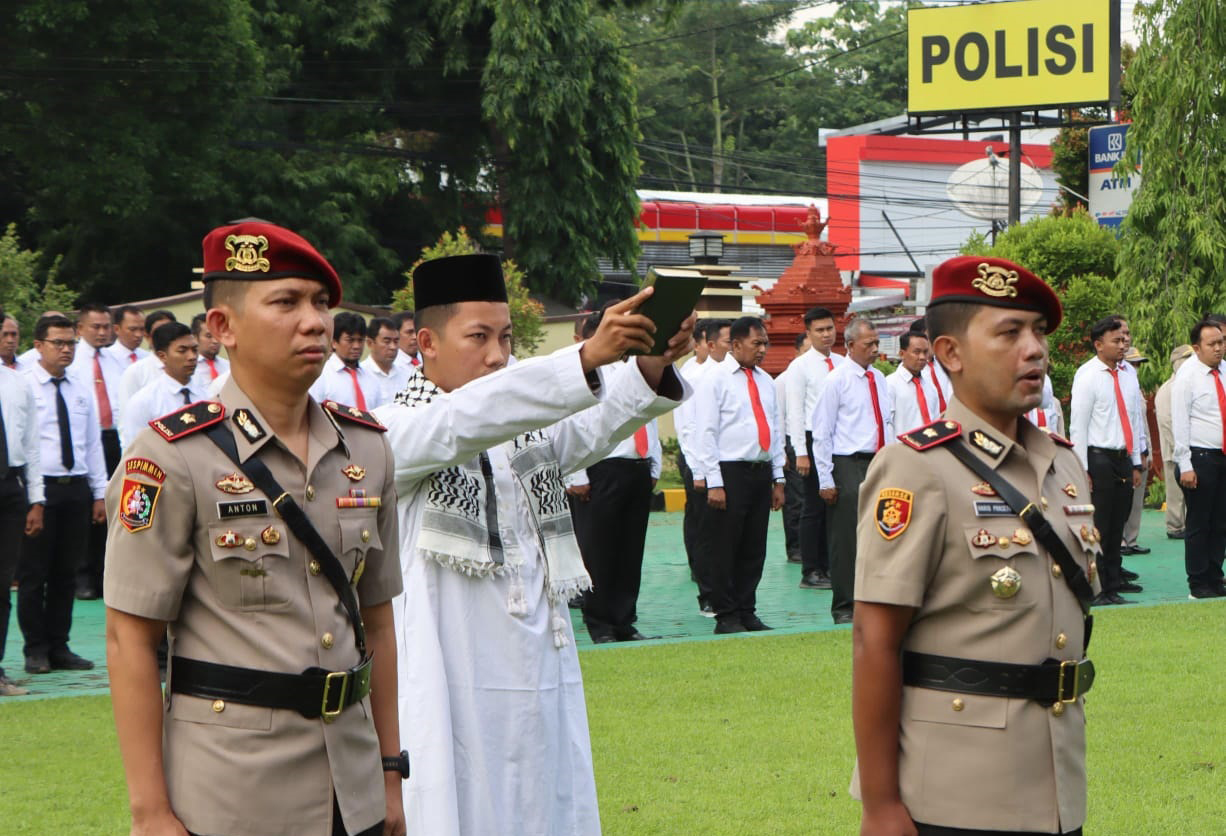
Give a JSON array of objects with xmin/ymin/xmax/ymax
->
[
  {"xmin": 1190, "ymin": 319, "xmax": 1223, "ymax": 346},
  {"xmin": 35, "ymin": 314, "xmax": 74, "ymax": 341},
  {"xmin": 1089, "ymin": 315, "xmax": 1127, "ymax": 344},
  {"xmin": 1203, "ymin": 313, "xmax": 1226, "ymax": 328},
  {"xmin": 190, "ymin": 312, "xmax": 207, "ymax": 336},
  {"xmin": 925, "ymin": 303, "xmax": 980, "ymax": 342},
  {"xmin": 145, "ymin": 309, "xmax": 176, "ymax": 335},
  {"xmin": 152, "ymin": 321, "xmax": 192, "ymax": 353},
  {"xmin": 333, "ymin": 312, "xmax": 367, "ymax": 341},
  {"xmin": 908, "ymin": 317, "xmax": 928, "ymax": 336},
  {"xmin": 77, "ymin": 302, "xmax": 110, "ymax": 322},
  {"xmin": 729, "ymin": 316, "xmax": 766, "ymax": 343},
  {"xmin": 900, "ymin": 331, "xmax": 928, "ymax": 352},
  {"xmin": 704, "ymin": 318, "xmax": 732, "ymax": 342},
  {"xmin": 368, "ymin": 316, "xmax": 397, "ymax": 338},
  {"xmin": 803, "ymin": 306, "xmax": 835, "ymax": 326},
  {"xmin": 794, "ymin": 332, "xmax": 808, "ymax": 350},
  {"xmin": 112, "ymin": 304, "xmax": 143, "ymax": 325},
  {"xmin": 693, "ymin": 320, "xmax": 708, "ymax": 342},
  {"xmin": 392, "ymin": 311, "xmax": 415, "ymax": 330},
  {"xmin": 579, "ymin": 310, "xmax": 602, "ymax": 340}
]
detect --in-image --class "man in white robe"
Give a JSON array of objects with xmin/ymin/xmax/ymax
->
[{"xmin": 374, "ymin": 254, "xmax": 694, "ymax": 836}]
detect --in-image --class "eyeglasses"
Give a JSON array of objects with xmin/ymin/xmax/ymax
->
[{"xmin": 39, "ymin": 339, "xmax": 76, "ymax": 350}]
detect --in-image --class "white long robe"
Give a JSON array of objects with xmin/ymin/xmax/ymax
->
[{"xmin": 374, "ymin": 344, "xmax": 687, "ymax": 836}]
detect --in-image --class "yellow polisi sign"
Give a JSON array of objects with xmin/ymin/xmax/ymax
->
[{"xmin": 908, "ymin": 0, "xmax": 1120, "ymax": 115}]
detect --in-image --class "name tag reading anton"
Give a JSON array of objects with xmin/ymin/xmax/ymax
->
[
  {"xmin": 218, "ymin": 499, "xmax": 270, "ymax": 519},
  {"xmin": 973, "ymin": 500, "xmax": 1014, "ymax": 517}
]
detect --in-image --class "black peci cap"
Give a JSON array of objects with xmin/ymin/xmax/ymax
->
[{"xmin": 412, "ymin": 254, "xmax": 509, "ymax": 311}]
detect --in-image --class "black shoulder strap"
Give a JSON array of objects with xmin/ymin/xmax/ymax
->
[
  {"xmin": 203, "ymin": 423, "xmax": 367, "ymax": 658},
  {"xmin": 944, "ymin": 438, "xmax": 1095, "ymax": 648}
]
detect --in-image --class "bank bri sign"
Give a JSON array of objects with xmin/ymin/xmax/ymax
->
[{"xmin": 1088, "ymin": 124, "xmax": 1138, "ymax": 230}]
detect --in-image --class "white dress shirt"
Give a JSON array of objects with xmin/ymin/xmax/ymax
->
[
  {"xmin": 120, "ymin": 371, "xmax": 207, "ymax": 447},
  {"xmin": 1025, "ymin": 375, "xmax": 1065, "ymax": 434},
  {"xmin": 118, "ymin": 354, "xmax": 164, "ymax": 412},
  {"xmin": 928, "ymin": 360, "xmax": 952, "ymax": 412},
  {"xmin": 360, "ymin": 355, "xmax": 412, "ymax": 410},
  {"xmin": 774, "ymin": 366, "xmax": 790, "ymax": 448},
  {"xmin": 68, "ymin": 343, "xmax": 125, "ymax": 431},
  {"xmin": 26, "ymin": 364, "xmax": 107, "ymax": 498},
  {"xmin": 1119, "ymin": 361, "xmax": 1149, "ymax": 454},
  {"xmin": 1171, "ymin": 355, "xmax": 1226, "ymax": 472},
  {"xmin": 566, "ymin": 418, "xmax": 663, "ymax": 487},
  {"xmin": 104, "ymin": 342, "xmax": 148, "ymax": 367},
  {"xmin": 0, "ymin": 366, "xmax": 44, "ymax": 505},
  {"xmin": 191, "ymin": 353, "xmax": 230, "ymax": 393},
  {"xmin": 784, "ymin": 347, "xmax": 846, "ymax": 445},
  {"xmin": 673, "ymin": 356, "xmax": 713, "ymax": 463},
  {"xmin": 693, "ymin": 362, "xmax": 785, "ymax": 488},
  {"xmin": 309, "ymin": 353, "xmax": 381, "ymax": 409},
  {"xmin": 1069, "ymin": 356, "xmax": 1145, "ymax": 469},
  {"xmin": 886, "ymin": 365, "xmax": 939, "ymax": 435},
  {"xmin": 810, "ymin": 361, "xmax": 893, "ymax": 490},
  {"xmin": 395, "ymin": 349, "xmax": 422, "ymax": 370},
  {"xmin": 16, "ymin": 347, "xmax": 40, "ymax": 368}
]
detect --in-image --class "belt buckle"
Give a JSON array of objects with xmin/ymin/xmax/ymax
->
[
  {"xmin": 321, "ymin": 670, "xmax": 349, "ymax": 723},
  {"xmin": 271, "ymin": 492, "xmax": 291, "ymax": 517},
  {"xmin": 1057, "ymin": 659, "xmax": 1083, "ymax": 703}
]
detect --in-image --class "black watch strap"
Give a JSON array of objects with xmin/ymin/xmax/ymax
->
[{"xmin": 383, "ymin": 750, "xmax": 410, "ymax": 779}]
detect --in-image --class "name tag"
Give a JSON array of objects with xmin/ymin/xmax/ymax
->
[
  {"xmin": 973, "ymin": 501, "xmax": 1014, "ymax": 517},
  {"xmin": 217, "ymin": 499, "xmax": 269, "ymax": 519}
]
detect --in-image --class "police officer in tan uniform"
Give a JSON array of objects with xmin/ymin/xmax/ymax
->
[
  {"xmin": 104, "ymin": 221, "xmax": 407, "ymax": 836},
  {"xmin": 851, "ymin": 256, "xmax": 1100, "ymax": 836}
]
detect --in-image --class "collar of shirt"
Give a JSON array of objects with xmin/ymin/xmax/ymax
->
[
  {"xmin": 155, "ymin": 370, "xmax": 199, "ymax": 398},
  {"xmin": 945, "ymin": 396, "xmax": 1057, "ymax": 476},
  {"xmin": 220, "ymin": 375, "xmax": 345, "ymax": 466},
  {"xmin": 29, "ymin": 362, "xmax": 73, "ymax": 386}
]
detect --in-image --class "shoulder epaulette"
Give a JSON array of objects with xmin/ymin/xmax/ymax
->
[
  {"xmin": 149, "ymin": 401, "xmax": 225, "ymax": 442},
  {"xmin": 1047, "ymin": 431, "xmax": 1074, "ymax": 448},
  {"xmin": 898, "ymin": 419, "xmax": 962, "ymax": 451},
  {"xmin": 322, "ymin": 400, "xmax": 386, "ymax": 432}
]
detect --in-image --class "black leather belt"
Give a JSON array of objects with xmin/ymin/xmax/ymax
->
[
  {"xmin": 834, "ymin": 451, "xmax": 875, "ymax": 462},
  {"xmin": 902, "ymin": 651, "xmax": 1095, "ymax": 706},
  {"xmin": 1087, "ymin": 446, "xmax": 1128, "ymax": 458},
  {"xmin": 47, "ymin": 475, "xmax": 86, "ymax": 485},
  {"xmin": 170, "ymin": 656, "xmax": 372, "ymax": 722}
]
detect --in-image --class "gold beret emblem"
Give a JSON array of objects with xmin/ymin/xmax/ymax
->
[
  {"xmin": 224, "ymin": 234, "xmax": 271, "ymax": 273},
  {"xmin": 971, "ymin": 262, "xmax": 1019, "ymax": 299}
]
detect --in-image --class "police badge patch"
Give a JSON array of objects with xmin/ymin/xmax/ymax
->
[
  {"xmin": 875, "ymin": 488, "xmax": 914, "ymax": 540},
  {"xmin": 119, "ymin": 478, "xmax": 161, "ymax": 532}
]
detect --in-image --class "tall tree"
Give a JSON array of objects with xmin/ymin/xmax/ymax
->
[{"xmin": 1116, "ymin": 0, "xmax": 1226, "ymax": 387}]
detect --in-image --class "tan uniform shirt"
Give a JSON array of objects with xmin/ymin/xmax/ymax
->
[
  {"xmin": 851, "ymin": 397, "xmax": 1100, "ymax": 833},
  {"xmin": 104, "ymin": 378, "xmax": 402, "ymax": 836}
]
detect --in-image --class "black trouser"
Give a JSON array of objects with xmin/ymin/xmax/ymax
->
[
  {"xmin": 0, "ymin": 471, "xmax": 29, "ymax": 678},
  {"xmin": 189, "ymin": 793, "xmax": 383, "ymax": 836},
  {"xmin": 704, "ymin": 461, "xmax": 772, "ymax": 621},
  {"xmin": 16, "ymin": 478, "xmax": 91, "ymax": 658},
  {"xmin": 573, "ymin": 457, "xmax": 653, "ymax": 640},
  {"xmin": 800, "ymin": 433, "xmax": 830, "ymax": 577},
  {"xmin": 914, "ymin": 824, "xmax": 1081, "ymax": 836},
  {"xmin": 829, "ymin": 453, "xmax": 872, "ymax": 619},
  {"xmin": 1087, "ymin": 446, "xmax": 1134, "ymax": 594},
  {"xmin": 78, "ymin": 428, "xmax": 120, "ymax": 595},
  {"xmin": 1180, "ymin": 447, "xmax": 1226, "ymax": 592},
  {"xmin": 782, "ymin": 439, "xmax": 803, "ymax": 558},
  {"xmin": 677, "ymin": 451, "xmax": 713, "ymax": 604}
]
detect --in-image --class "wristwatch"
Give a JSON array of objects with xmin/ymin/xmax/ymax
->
[{"xmin": 383, "ymin": 750, "xmax": 410, "ymax": 779}]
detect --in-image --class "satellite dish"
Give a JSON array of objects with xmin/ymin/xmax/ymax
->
[{"xmin": 946, "ymin": 153, "xmax": 1043, "ymax": 222}]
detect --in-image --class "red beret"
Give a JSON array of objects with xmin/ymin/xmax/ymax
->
[
  {"xmin": 929, "ymin": 256, "xmax": 1062, "ymax": 332},
  {"xmin": 202, "ymin": 220, "xmax": 342, "ymax": 306}
]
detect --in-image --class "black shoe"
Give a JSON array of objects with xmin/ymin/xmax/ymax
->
[
  {"xmin": 1092, "ymin": 592, "xmax": 1132, "ymax": 606},
  {"xmin": 1130, "ymin": 545, "xmax": 1151, "ymax": 555},
  {"xmin": 1167, "ymin": 530, "xmax": 1186, "ymax": 540},
  {"xmin": 75, "ymin": 586, "xmax": 99, "ymax": 601},
  {"xmin": 786, "ymin": 553, "xmax": 802, "ymax": 564},
  {"xmin": 1189, "ymin": 587, "xmax": 1225, "ymax": 600},
  {"xmin": 48, "ymin": 650, "xmax": 94, "ymax": 671},
  {"xmin": 1121, "ymin": 568, "xmax": 1140, "ymax": 581},
  {"xmin": 698, "ymin": 601, "xmax": 715, "ymax": 618},
  {"xmin": 24, "ymin": 655, "xmax": 50, "ymax": 675},
  {"xmin": 832, "ymin": 611, "xmax": 854, "ymax": 625},
  {"xmin": 590, "ymin": 633, "xmax": 617, "ymax": 644},
  {"xmin": 1117, "ymin": 581, "xmax": 1144, "ymax": 593},
  {"xmin": 615, "ymin": 630, "xmax": 658, "ymax": 642},
  {"xmin": 714, "ymin": 617, "xmax": 747, "ymax": 634},
  {"xmin": 741, "ymin": 615, "xmax": 773, "ymax": 632},
  {"xmin": 799, "ymin": 571, "xmax": 832, "ymax": 590}
]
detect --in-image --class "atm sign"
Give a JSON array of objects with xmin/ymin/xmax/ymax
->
[{"xmin": 908, "ymin": 0, "xmax": 1120, "ymax": 115}]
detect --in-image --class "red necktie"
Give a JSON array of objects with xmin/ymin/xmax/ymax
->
[
  {"xmin": 129, "ymin": 351, "xmax": 137, "ymax": 364},
  {"xmin": 911, "ymin": 375, "xmax": 931, "ymax": 424},
  {"xmin": 867, "ymin": 371, "xmax": 885, "ymax": 451},
  {"xmin": 743, "ymin": 368, "xmax": 770, "ymax": 451},
  {"xmin": 825, "ymin": 356, "xmax": 834, "ymax": 372},
  {"xmin": 411, "ymin": 355, "xmax": 420, "ymax": 367},
  {"xmin": 1108, "ymin": 368, "xmax": 1134, "ymax": 455},
  {"xmin": 1035, "ymin": 408, "xmax": 1047, "ymax": 429},
  {"xmin": 93, "ymin": 350, "xmax": 113, "ymax": 429},
  {"xmin": 928, "ymin": 364, "xmax": 946, "ymax": 412},
  {"xmin": 345, "ymin": 367, "xmax": 367, "ymax": 411},
  {"xmin": 1211, "ymin": 369, "xmax": 1226, "ymax": 454},
  {"xmin": 634, "ymin": 426, "xmax": 649, "ymax": 457},
  {"xmin": 206, "ymin": 356, "xmax": 218, "ymax": 380}
]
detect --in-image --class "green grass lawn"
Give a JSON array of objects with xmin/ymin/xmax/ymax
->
[{"xmin": 3, "ymin": 601, "xmax": 1225, "ymax": 834}]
